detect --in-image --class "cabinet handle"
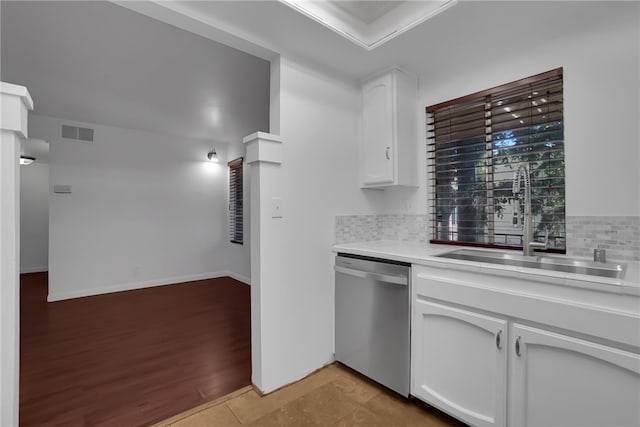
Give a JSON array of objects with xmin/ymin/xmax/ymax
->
[
  {"xmin": 515, "ymin": 336, "xmax": 521, "ymax": 357},
  {"xmin": 385, "ymin": 146, "xmax": 390, "ymax": 160},
  {"xmin": 495, "ymin": 330, "xmax": 502, "ymax": 349}
]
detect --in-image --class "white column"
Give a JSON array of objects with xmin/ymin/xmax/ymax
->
[
  {"xmin": 0, "ymin": 82, "xmax": 33, "ymax": 427},
  {"xmin": 243, "ymin": 131, "xmax": 283, "ymax": 393}
]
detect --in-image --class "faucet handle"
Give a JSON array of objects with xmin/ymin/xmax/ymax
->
[{"xmin": 593, "ymin": 248, "xmax": 606, "ymax": 263}]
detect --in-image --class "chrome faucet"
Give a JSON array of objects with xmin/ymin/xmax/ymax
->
[{"xmin": 512, "ymin": 162, "xmax": 546, "ymax": 256}]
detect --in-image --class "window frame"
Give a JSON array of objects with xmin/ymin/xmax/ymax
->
[
  {"xmin": 228, "ymin": 157, "xmax": 244, "ymax": 245},
  {"xmin": 426, "ymin": 68, "xmax": 566, "ymax": 253}
]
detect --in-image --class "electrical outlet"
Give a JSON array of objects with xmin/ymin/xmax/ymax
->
[{"xmin": 53, "ymin": 185, "xmax": 72, "ymax": 194}]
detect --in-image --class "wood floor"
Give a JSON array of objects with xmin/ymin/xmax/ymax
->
[
  {"xmin": 19, "ymin": 273, "xmax": 251, "ymax": 427},
  {"xmin": 154, "ymin": 363, "xmax": 467, "ymax": 427}
]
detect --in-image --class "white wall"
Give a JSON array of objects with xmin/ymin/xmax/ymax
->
[
  {"xmin": 20, "ymin": 162, "xmax": 49, "ymax": 273},
  {"xmin": 384, "ymin": 2, "xmax": 640, "ymax": 218},
  {"xmin": 253, "ymin": 56, "xmax": 384, "ymax": 392},
  {"xmin": 29, "ymin": 114, "xmax": 248, "ymax": 301}
]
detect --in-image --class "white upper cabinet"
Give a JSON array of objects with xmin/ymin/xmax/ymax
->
[{"xmin": 360, "ymin": 68, "xmax": 417, "ymax": 188}]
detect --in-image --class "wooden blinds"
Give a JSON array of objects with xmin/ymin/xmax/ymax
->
[
  {"xmin": 228, "ymin": 157, "xmax": 244, "ymax": 244},
  {"xmin": 426, "ymin": 68, "xmax": 566, "ymax": 252}
]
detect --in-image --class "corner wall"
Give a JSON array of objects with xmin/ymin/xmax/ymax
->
[
  {"xmin": 252, "ymin": 56, "xmax": 384, "ymax": 392},
  {"xmin": 30, "ymin": 114, "xmax": 240, "ymax": 301}
]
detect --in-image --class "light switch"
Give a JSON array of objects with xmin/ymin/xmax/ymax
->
[{"xmin": 271, "ymin": 197, "xmax": 283, "ymax": 218}]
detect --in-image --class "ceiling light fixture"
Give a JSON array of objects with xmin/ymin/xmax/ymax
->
[
  {"xmin": 207, "ymin": 149, "xmax": 219, "ymax": 162},
  {"xmin": 20, "ymin": 155, "xmax": 35, "ymax": 166}
]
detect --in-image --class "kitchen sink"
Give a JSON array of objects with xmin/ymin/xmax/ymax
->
[{"xmin": 435, "ymin": 249, "xmax": 627, "ymax": 279}]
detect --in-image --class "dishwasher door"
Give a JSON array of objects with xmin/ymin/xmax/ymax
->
[{"xmin": 334, "ymin": 254, "xmax": 410, "ymax": 396}]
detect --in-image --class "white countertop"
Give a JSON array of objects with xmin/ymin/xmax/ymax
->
[
  {"xmin": 333, "ymin": 240, "xmax": 640, "ymax": 296},
  {"xmin": 333, "ymin": 240, "xmax": 448, "ymax": 263}
]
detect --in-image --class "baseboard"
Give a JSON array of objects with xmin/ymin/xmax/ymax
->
[
  {"xmin": 47, "ymin": 271, "xmax": 240, "ymax": 302},
  {"xmin": 255, "ymin": 360, "xmax": 336, "ymax": 395},
  {"xmin": 20, "ymin": 266, "xmax": 48, "ymax": 274},
  {"xmin": 223, "ymin": 271, "xmax": 251, "ymax": 285}
]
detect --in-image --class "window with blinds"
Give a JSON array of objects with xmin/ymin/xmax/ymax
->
[
  {"xmin": 228, "ymin": 157, "xmax": 244, "ymax": 244},
  {"xmin": 427, "ymin": 68, "xmax": 565, "ymax": 252}
]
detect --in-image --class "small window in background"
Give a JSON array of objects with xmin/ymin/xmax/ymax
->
[
  {"xmin": 427, "ymin": 68, "xmax": 565, "ymax": 252},
  {"xmin": 228, "ymin": 157, "xmax": 244, "ymax": 244}
]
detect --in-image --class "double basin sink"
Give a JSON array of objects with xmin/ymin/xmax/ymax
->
[{"xmin": 436, "ymin": 249, "xmax": 627, "ymax": 279}]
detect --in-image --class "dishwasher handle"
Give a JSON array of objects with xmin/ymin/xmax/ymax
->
[{"xmin": 334, "ymin": 265, "xmax": 408, "ymax": 286}]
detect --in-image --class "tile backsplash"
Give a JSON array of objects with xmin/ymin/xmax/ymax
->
[
  {"xmin": 382, "ymin": 214, "xmax": 428, "ymax": 243},
  {"xmin": 336, "ymin": 214, "xmax": 640, "ymax": 261},
  {"xmin": 335, "ymin": 214, "xmax": 427, "ymax": 244},
  {"xmin": 566, "ymin": 216, "xmax": 639, "ymax": 261},
  {"xmin": 334, "ymin": 215, "xmax": 382, "ymax": 244}
]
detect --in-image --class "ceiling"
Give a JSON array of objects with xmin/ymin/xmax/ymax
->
[
  {"xmin": 2, "ymin": 0, "xmax": 633, "ymax": 161},
  {"xmin": 118, "ymin": 1, "xmax": 630, "ymax": 82},
  {"xmin": 277, "ymin": 0, "xmax": 456, "ymax": 50},
  {"xmin": 331, "ymin": 1, "xmax": 400, "ymax": 24},
  {"xmin": 1, "ymin": 1, "xmax": 270, "ymax": 148}
]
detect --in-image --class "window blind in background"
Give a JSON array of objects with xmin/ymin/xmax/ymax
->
[
  {"xmin": 427, "ymin": 68, "xmax": 565, "ymax": 252},
  {"xmin": 228, "ymin": 157, "xmax": 244, "ymax": 244}
]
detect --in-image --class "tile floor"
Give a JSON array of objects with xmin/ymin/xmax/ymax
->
[{"xmin": 153, "ymin": 363, "xmax": 466, "ymax": 427}]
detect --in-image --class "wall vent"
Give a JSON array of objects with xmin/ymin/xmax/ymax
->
[{"xmin": 61, "ymin": 124, "xmax": 94, "ymax": 142}]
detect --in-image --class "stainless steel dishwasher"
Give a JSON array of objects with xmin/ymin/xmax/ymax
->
[{"xmin": 334, "ymin": 253, "xmax": 410, "ymax": 396}]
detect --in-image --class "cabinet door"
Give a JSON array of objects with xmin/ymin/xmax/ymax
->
[
  {"xmin": 361, "ymin": 73, "xmax": 394, "ymax": 186},
  {"xmin": 412, "ymin": 298, "xmax": 507, "ymax": 427},
  {"xmin": 510, "ymin": 323, "xmax": 640, "ymax": 427}
]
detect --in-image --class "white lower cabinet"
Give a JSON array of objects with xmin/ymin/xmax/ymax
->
[
  {"xmin": 509, "ymin": 323, "xmax": 640, "ymax": 427},
  {"xmin": 411, "ymin": 265, "xmax": 640, "ymax": 427},
  {"xmin": 412, "ymin": 298, "xmax": 507, "ymax": 427}
]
